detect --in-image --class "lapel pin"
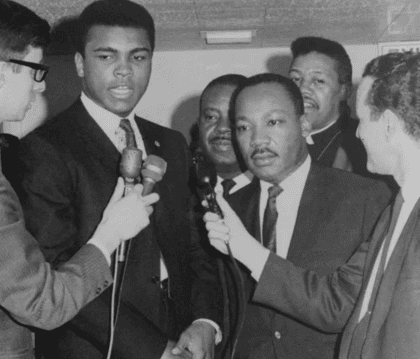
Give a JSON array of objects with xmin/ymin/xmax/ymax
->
[{"xmin": 154, "ymin": 140, "xmax": 160, "ymax": 147}]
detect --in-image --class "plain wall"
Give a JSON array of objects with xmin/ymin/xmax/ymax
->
[{"xmin": 4, "ymin": 44, "xmax": 379, "ymax": 141}]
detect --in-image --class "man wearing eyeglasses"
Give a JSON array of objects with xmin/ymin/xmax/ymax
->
[{"xmin": 0, "ymin": 1, "xmax": 160, "ymax": 358}]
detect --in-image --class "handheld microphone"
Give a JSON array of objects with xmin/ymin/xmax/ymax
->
[
  {"xmin": 118, "ymin": 147, "xmax": 143, "ymax": 262},
  {"xmin": 141, "ymin": 155, "xmax": 167, "ymax": 195},
  {"xmin": 193, "ymin": 150, "xmax": 223, "ymax": 218}
]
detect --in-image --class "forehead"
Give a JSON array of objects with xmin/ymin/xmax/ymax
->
[
  {"xmin": 236, "ymin": 82, "xmax": 297, "ymax": 115},
  {"xmin": 23, "ymin": 46, "xmax": 44, "ymax": 63},
  {"xmin": 85, "ymin": 25, "xmax": 151, "ymax": 50},
  {"xmin": 290, "ymin": 52, "xmax": 339, "ymax": 78},
  {"xmin": 202, "ymin": 84, "xmax": 236, "ymax": 105}
]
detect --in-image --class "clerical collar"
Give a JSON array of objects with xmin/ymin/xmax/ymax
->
[{"xmin": 306, "ymin": 120, "xmax": 337, "ymax": 145}]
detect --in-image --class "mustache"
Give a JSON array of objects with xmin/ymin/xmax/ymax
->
[
  {"xmin": 303, "ymin": 96, "xmax": 318, "ymax": 107},
  {"xmin": 251, "ymin": 147, "xmax": 276, "ymax": 158},
  {"xmin": 209, "ymin": 135, "xmax": 232, "ymax": 143}
]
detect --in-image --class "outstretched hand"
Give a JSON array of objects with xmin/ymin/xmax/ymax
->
[{"xmin": 98, "ymin": 177, "xmax": 159, "ymax": 242}]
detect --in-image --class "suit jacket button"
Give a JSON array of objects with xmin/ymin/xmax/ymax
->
[
  {"xmin": 96, "ymin": 288, "xmax": 101, "ymax": 295},
  {"xmin": 104, "ymin": 281, "xmax": 109, "ymax": 287},
  {"xmin": 274, "ymin": 331, "xmax": 281, "ymax": 339},
  {"xmin": 151, "ymin": 275, "xmax": 160, "ymax": 284}
]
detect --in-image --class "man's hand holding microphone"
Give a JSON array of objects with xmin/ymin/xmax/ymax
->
[
  {"xmin": 89, "ymin": 178, "xmax": 159, "ymax": 264},
  {"xmin": 203, "ymin": 192, "xmax": 269, "ymax": 279}
]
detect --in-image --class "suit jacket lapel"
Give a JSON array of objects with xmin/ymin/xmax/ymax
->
[
  {"xmin": 228, "ymin": 176, "xmax": 261, "ymax": 242},
  {"xmin": 366, "ymin": 198, "xmax": 420, "ymax": 338},
  {"xmin": 134, "ymin": 115, "xmax": 165, "ymax": 224},
  {"xmin": 71, "ymin": 100, "xmax": 121, "ymax": 175},
  {"xmin": 287, "ymin": 164, "xmax": 322, "ymax": 261}
]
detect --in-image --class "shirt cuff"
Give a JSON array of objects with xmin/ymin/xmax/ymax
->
[
  {"xmin": 250, "ymin": 247, "xmax": 271, "ymax": 281},
  {"xmin": 192, "ymin": 319, "xmax": 222, "ymax": 345},
  {"xmin": 87, "ymin": 236, "xmax": 112, "ymax": 266}
]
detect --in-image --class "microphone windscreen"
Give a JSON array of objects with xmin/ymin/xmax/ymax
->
[
  {"xmin": 120, "ymin": 148, "xmax": 143, "ymax": 179},
  {"xmin": 141, "ymin": 155, "xmax": 167, "ymax": 195},
  {"xmin": 141, "ymin": 155, "xmax": 167, "ymax": 181}
]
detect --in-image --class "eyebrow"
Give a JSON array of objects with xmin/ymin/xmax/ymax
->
[{"xmin": 93, "ymin": 47, "xmax": 151, "ymax": 54}]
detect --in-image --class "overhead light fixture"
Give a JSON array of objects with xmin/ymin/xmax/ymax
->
[{"xmin": 201, "ymin": 30, "xmax": 256, "ymax": 44}]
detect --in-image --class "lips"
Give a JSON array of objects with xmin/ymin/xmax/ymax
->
[
  {"xmin": 110, "ymin": 85, "xmax": 133, "ymax": 98},
  {"xmin": 251, "ymin": 148, "xmax": 277, "ymax": 165},
  {"xmin": 303, "ymin": 98, "xmax": 318, "ymax": 111},
  {"xmin": 210, "ymin": 137, "xmax": 232, "ymax": 151}
]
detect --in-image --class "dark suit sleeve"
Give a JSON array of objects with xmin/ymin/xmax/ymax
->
[
  {"xmin": 0, "ymin": 172, "xmax": 112, "ymax": 329},
  {"xmin": 253, "ymin": 179, "xmax": 391, "ymax": 333},
  {"xmin": 254, "ymin": 238, "xmax": 368, "ymax": 332}
]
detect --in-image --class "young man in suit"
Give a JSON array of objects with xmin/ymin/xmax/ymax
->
[
  {"xmin": 0, "ymin": 1, "xmax": 158, "ymax": 358},
  {"xmin": 206, "ymin": 53, "xmax": 420, "ymax": 358},
  {"xmin": 204, "ymin": 73, "xmax": 391, "ymax": 359},
  {"xmin": 197, "ymin": 74, "xmax": 252, "ymax": 196},
  {"xmin": 17, "ymin": 1, "xmax": 222, "ymax": 359}
]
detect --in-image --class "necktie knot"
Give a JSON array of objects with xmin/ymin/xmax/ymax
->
[
  {"xmin": 119, "ymin": 118, "xmax": 137, "ymax": 148},
  {"xmin": 268, "ymin": 184, "xmax": 282, "ymax": 199},
  {"xmin": 221, "ymin": 179, "xmax": 236, "ymax": 198}
]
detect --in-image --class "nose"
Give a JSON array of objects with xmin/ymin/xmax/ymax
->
[
  {"xmin": 115, "ymin": 59, "xmax": 133, "ymax": 77},
  {"xmin": 215, "ymin": 115, "xmax": 231, "ymax": 134},
  {"xmin": 250, "ymin": 126, "xmax": 270, "ymax": 147},
  {"xmin": 34, "ymin": 80, "xmax": 46, "ymax": 93},
  {"xmin": 299, "ymin": 78, "xmax": 313, "ymax": 96}
]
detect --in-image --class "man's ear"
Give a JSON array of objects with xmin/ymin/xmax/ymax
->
[
  {"xmin": 74, "ymin": 52, "xmax": 84, "ymax": 78},
  {"xmin": 300, "ymin": 113, "xmax": 312, "ymax": 138},
  {"xmin": 382, "ymin": 109, "xmax": 402, "ymax": 139}
]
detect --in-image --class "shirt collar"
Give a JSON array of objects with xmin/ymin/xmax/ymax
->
[
  {"xmin": 80, "ymin": 92, "xmax": 136, "ymax": 134},
  {"xmin": 306, "ymin": 120, "xmax": 337, "ymax": 145},
  {"xmin": 260, "ymin": 154, "xmax": 311, "ymax": 193},
  {"xmin": 401, "ymin": 171, "xmax": 420, "ymax": 206}
]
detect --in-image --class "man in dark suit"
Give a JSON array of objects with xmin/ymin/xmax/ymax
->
[
  {"xmin": 17, "ymin": 1, "xmax": 222, "ymax": 359},
  {"xmin": 196, "ymin": 74, "xmax": 252, "ymax": 195},
  {"xmin": 204, "ymin": 73, "xmax": 391, "ymax": 359},
  {"xmin": 206, "ymin": 53, "xmax": 420, "ymax": 358},
  {"xmin": 288, "ymin": 37, "xmax": 368, "ymax": 174},
  {"xmin": 0, "ymin": 1, "xmax": 159, "ymax": 358}
]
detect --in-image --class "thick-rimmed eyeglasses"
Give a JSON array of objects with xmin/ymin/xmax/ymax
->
[{"xmin": 8, "ymin": 59, "xmax": 49, "ymax": 82}]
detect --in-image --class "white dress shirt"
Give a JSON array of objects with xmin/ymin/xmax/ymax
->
[
  {"xmin": 252, "ymin": 155, "xmax": 311, "ymax": 279},
  {"xmin": 359, "ymin": 173, "xmax": 420, "ymax": 321}
]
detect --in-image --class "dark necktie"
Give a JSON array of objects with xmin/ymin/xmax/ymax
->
[
  {"xmin": 221, "ymin": 178, "xmax": 236, "ymax": 199},
  {"xmin": 119, "ymin": 118, "xmax": 137, "ymax": 148},
  {"xmin": 262, "ymin": 184, "xmax": 283, "ymax": 252}
]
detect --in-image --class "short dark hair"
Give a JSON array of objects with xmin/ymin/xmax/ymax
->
[
  {"xmin": 75, "ymin": 0, "xmax": 155, "ymax": 56},
  {"xmin": 233, "ymin": 73, "xmax": 304, "ymax": 118},
  {"xmin": 363, "ymin": 52, "xmax": 420, "ymax": 140},
  {"xmin": 200, "ymin": 74, "xmax": 247, "ymax": 111},
  {"xmin": 291, "ymin": 36, "xmax": 352, "ymax": 89},
  {"xmin": 0, "ymin": 0, "xmax": 50, "ymax": 61}
]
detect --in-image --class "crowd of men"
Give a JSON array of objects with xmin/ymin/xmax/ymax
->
[{"xmin": 1, "ymin": 0, "xmax": 419, "ymax": 359}]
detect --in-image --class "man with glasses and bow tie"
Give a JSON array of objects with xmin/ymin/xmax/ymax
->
[
  {"xmin": 203, "ymin": 73, "xmax": 391, "ymax": 359},
  {"xmin": 17, "ymin": 1, "xmax": 222, "ymax": 359}
]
